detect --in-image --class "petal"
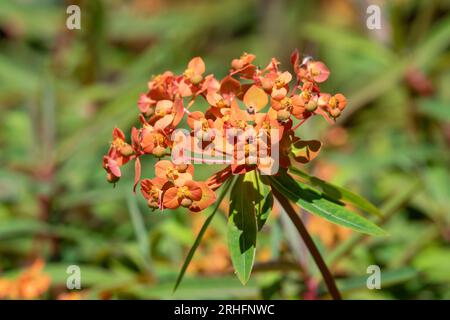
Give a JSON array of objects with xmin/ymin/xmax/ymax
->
[
  {"xmin": 156, "ymin": 100, "xmax": 173, "ymax": 111},
  {"xmin": 107, "ymin": 158, "xmax": 121, "ymax": 177},
  {"xmin": 155, "ymin": 160, "xmax": 173, "ymax": 178},
  {"xmin": 174, "ymin": 172, "xmax": 193, "ymax": 187},
  {"xmin": 185, "ymin": 180, "xmax": 202, "ymax": 201},
  {"xmin": 189, "ymin": 182, "xmax": 216, "ymax": 212},
  {"xmin": 310, "ymin": 61, "xmax": 330, "ymax": 83},
  {"xmin": 335, "ymin": 93, "xmax": 347, "ymax": 110},
  {"xmin": 188, "ymin": 57, "xmax": 206, "ymax": 75},
  {"xmin": 220, "ymin": 76, "xmax": 241, "ymax": 95},
  {"xmin": 271, "ymin": 87, "xmax": 287, "ymax": 100},
  {"xmin": 113, "ymin": 127, "xmax": 125, "ymax": 141},
  {"xmin": 155, "ymin": 114, "xmax": 174, "ymax": 130},
  {"xmin": 280, "ymin": 71, "xmax": 292, "ymax": 83},
  {"xmin": 206, "ymin": 92, "xmax": 221, "ymax": 107},
  {"xmin": 163, "ymin": 187, "xmax": 180, "ymax": 209},
  {"xmin": 291, "ymin": 140, "xmax": 322, "ymax": 164},
  {"xmin": 137, "ymin": 94, "xmax": 152, "ymax": 113},
  {"xmin": 178, "ymin": 80, "xmax": 193, "ymax": 97},
  {"xmin": 172, "ymin": 98, "xmax": 185, "ymax": 127},
  {"xmin": 133, "ymin": 157, "xmax": 141, "ymax": 193},
  {"xmin": 187, "ymin": 111, "xmax": 205, "ymax": 129},
  {"xmin": 243, "ymin": 85, "xmax": 268, "ymax": 111},
  {"xmin": 140, "ymin": 179, "xmax": 153, "ymax": 199}
]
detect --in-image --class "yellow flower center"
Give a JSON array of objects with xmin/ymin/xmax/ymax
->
[
  {"xmin": 280, "ymin": 97, "xmax": 293, "ymax": 110},
  {"xmin": 274, "ymin": 77, "xmax": 285, "ymax": 89},
  {"xmin": 177, "ymin": 186, "xmax": 191, "ymax": 199},
  {"xmin": 183, "ymin": 68, "xmax": 194, "ymax": 79},
  {"xmin": 112, "ymin": 138, "xmax": 125, "ymax": 149},
  {"xmin": 166, "ymin": 167, "xmax": 179, "ymax": 181},
  {"xmin": 216, "ymin": 98, "xmax": 227, "ymax": 109},
  {"xmin": 328, "ymin": 96, "xmax": 337, "ymax": 109}
]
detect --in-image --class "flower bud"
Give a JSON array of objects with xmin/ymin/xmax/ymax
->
[
  {"xmin": 107, "ymin": 173, "xmax": 119, "ymax": 183},
  {"xmin": 153, "ymin": 146, "xmax": 167, "ymax": 158},
  {"xmin": 190, "ymin": 74, "xmax": 203, "ymax": 85},
  {"xmin": 147, "ymin": 199, "xmax": 159, "ymax": 209},
  {"xmin": 277, "ymin": 110, "xmax": 290, "ymax": 122},
  {"xmin": 180, "ymin": 198, "xmax": 193, "ymax": 208},
  {"xmin": 120, "ymin": 144, "xmax": 134, "ymax": 157},
  {"xmin": 329, "ymin": 108, "xmax": 341, "ymax": 118},
  {"xmin": 306, "ymin": 99, "xmax": 318, "ymax": 112},
  {"xmin": 261, "ymin": 78, "xmax": 273, "ymax": 91},
  {"xmin": 176, "ymin": 163, "xmax": 189, "ymax": 173},
  {"xmin": 145, "ymin": 107, "xmax": 155, "ymax": 117}
]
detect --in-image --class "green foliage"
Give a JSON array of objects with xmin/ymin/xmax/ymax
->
[
  {"xmin": 228, "ymin": 174, "xmax": 258, "ymax": 284},
  {"xmin": 270, "ymin": 170, "xmax": 386, "ymax": 235}
]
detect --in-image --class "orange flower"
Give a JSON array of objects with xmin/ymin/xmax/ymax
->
[
  {"xmin": 102, "ymin": 128, "xmax": 133, "ymax": 183},
  {"xmin": 155, "ymin": 160, "xmax": 195, "ymax": 186},
  {"xmin": 141, "ymin": 177, "xmax": 169, "ymax": 209},
  {"xmin": 271, "ymin": 71, "xmax": 293, "ymax": 100},
  {"xmin": 0, "ymin": 259, "xmax": 51, "ymax": 300},
  {"xmin": 163, "ymin": 180, "xmax": 203, "ymax": 209},
  {"xmin": 184, "ymin": 57, "xmax": 206, "ymax": 85}
]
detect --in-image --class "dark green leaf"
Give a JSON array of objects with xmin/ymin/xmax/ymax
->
[
  {"xmin": 228, "ymin": 173, "xmax": 258, "ymax": 284},
  {"xmin": 289, "ymin": 167, "xmax": 382, "ymax": 218},
  {"xmin": 250, "ymin": 171, "xmax": 273, "ymax": 230},
  {"xmin": 269, "ymin": 171, "xmax": 386, "ymax": 235}
]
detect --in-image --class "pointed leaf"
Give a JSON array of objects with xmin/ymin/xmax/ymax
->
[
  {"xmin": 289, "ymin": 167, "xmax": 382, "ymax": 218},
  {"xmin": 249, "ymin": 171, "xmax": 273, "ymax": 230},
  {"xmin": 269, "ymin": 171, "xmax": 386, "ymax": 235},
  {"xmin": 228, "ymin": 174, "xmax": 258, "ymax": 284}
]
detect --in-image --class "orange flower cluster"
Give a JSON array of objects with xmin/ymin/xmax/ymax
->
[
  {"xmin": 102, "ymin": 50, "xmax": 346, "ymax": 212},
  {"xmin": 0, "ymin": 259, "xmax": 51, "ymax": 299}
]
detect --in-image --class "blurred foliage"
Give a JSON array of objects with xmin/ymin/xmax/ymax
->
[{"xmin": 0, "ymin": 0, "xmax": 449, "ymax": 299}]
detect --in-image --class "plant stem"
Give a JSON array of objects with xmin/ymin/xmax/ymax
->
[{"xmin": 272, "ymin": 188, "xmax": 342, "ymax": 300}]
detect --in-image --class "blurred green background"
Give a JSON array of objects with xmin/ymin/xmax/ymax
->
[{"xmin": 0, "ymin": 0, "xmax": 449, "ymax": 299}]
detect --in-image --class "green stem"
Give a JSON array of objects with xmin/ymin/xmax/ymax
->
[{"xmin": 272, "ymin": 188, "xmax": 342, "ymax": 300}]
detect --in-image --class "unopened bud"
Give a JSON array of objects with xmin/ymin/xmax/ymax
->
[
  {"xmin": 120, "ymin": 144, "xmax": 134, "ymax": 157},
  {"xmin": 145, "ymin": 107, "xmax": 155, "ymax": 117},
  {"xmin": 176, "ymin": 163, "xmax": 189, "ymax": 172},
  {"xmin": 180, "ymin": 198, "xmax": 193, "ymax": 208},
  {"xmin": 261, "ymin": 78, "xmax": 273, "ymax": 91},
  {"xmin": 107, "ymin": 173, "xmax": 119, "ymax": 183},
  {"xmin": 306, "ymin": 100, "xmax": 318, "ymax": 112},
  {"xmin": 277, "ymin": 110, "xmax": 290, "ymax": 122},
  {"xmin": 190, "ymin": 74, "xmax": 203, "ymax": 85},
  {"xmin": 153, "ymin": 146, "xmax": 166, "ymax": 158},
  {"xmin": 147, "ymin": 199, "xmax": 159, "ymax": 209},
  {"xmin": 329, "ymin": 108, "xmax": 341, "ymax": 118}
]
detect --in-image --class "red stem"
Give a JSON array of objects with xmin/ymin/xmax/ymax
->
[{"xmin": 272, "ymin": 188, "xmax": 342, "ymax": 300}]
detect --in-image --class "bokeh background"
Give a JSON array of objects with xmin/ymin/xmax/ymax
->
[{"xmin": 0, "ymin": 0, "xmax": 449, "ymax": 299}]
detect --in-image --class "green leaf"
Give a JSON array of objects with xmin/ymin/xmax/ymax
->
[
  {"xmin": 269, "ymin": 170, "xmax": 386, "ymax": 236},
  {"xmin": 249, "ymin": 171, "xmax": 273, "ymax": 230},
  {"xmin": 173, "ymin": 177, "xmax": 234, "ymax": 292},
  {"xmin": 289, "ymin": 167, "xmax": 382, "ymax": 218},
  {"xmin": 228, "ymin": 173, "xmax": 258, "ymax": 284},
  {"xmin": 417, "ymin": 98, "xmax": 450, "ymax": 122}
]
